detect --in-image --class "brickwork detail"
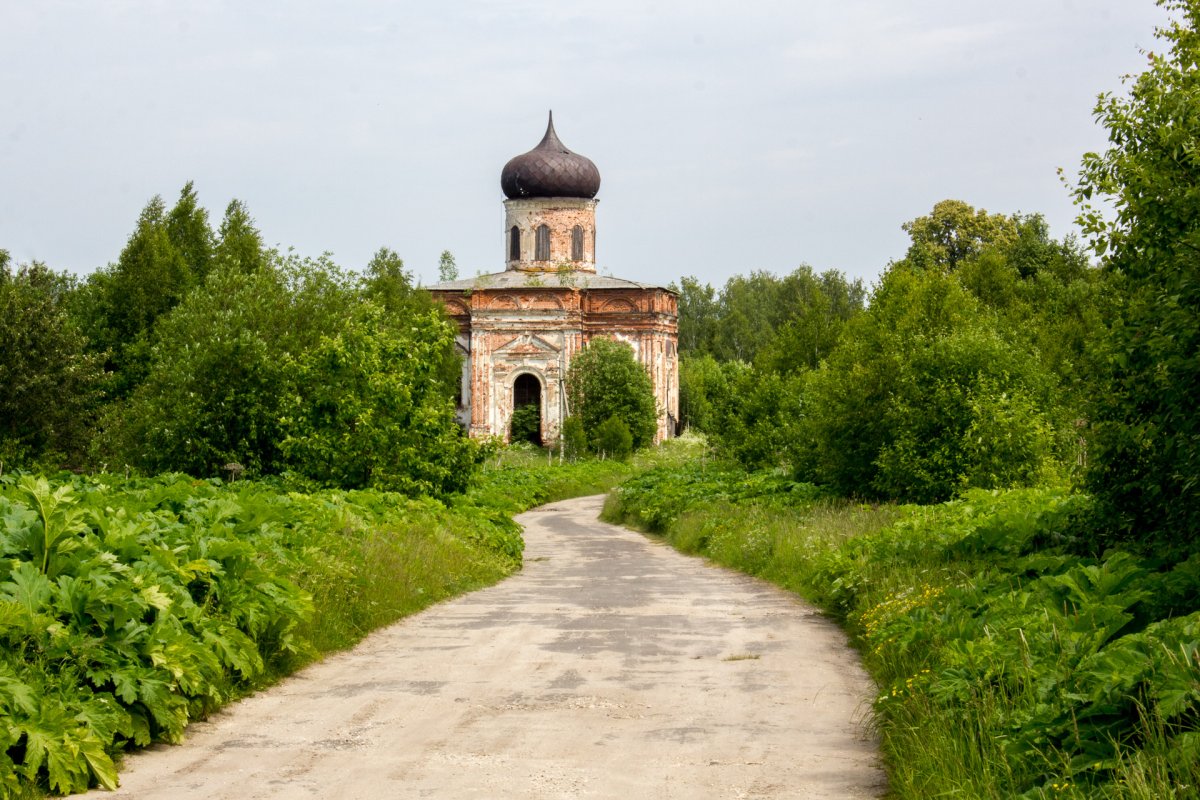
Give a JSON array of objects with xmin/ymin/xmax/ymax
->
[{"xmin": 434, "ymin": 286, "xmax": 679, "ymax": 444}]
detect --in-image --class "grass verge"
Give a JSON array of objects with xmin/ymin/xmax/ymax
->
[{"xmin": 603, "ymin": 464, "xmax": 1200, "ymax": 799}]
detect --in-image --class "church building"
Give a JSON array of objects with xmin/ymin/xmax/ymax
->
[{"xmin": 429, "ymin": 113, "xmax": 679, "ymax": 445}]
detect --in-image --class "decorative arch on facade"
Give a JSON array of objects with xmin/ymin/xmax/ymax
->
[
  {"xmin": 492, "ymin": 294, "xmax": 520, "ymax": 310},
  {"xmin": 600, "ymin": 297, "xmax": 637, "ymax": 313},
  {"xmin": 525, "ymin": 293, "xmax": 565, "ymax": 310},
  {"xmin": 510, "ymin": 370, "xmax": 545, "ymax": 445}
]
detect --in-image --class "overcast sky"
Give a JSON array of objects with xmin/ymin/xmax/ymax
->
[{"xmin": 0, "ymin": 1, "xmax": 1171, "ymax": 289}]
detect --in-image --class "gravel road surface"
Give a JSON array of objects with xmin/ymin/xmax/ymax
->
[{"xmin": 83, "ymin": 494, "xmax": 885, "ymax": 799}]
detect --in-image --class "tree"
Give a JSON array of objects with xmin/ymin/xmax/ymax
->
[
  {"xmin": 799, "ymin": 268, "xmax": 1064, "ymax": 502},
  {"xmin": 363, "ymin": 247, "xmax": 460, "ymax": 399},
  {"xmin": 900, "ymin": 199, "xmax": 1019, "ymax": 272},
  {"xmin": 106, "ymin": 251, "xmax": 475, "ymax": 496},
  {"xmin": 282, "ymin": 302, "xmax": 473, "ymax": 496},
  {"xmin": 754, "ymin": 267, "xmax": 866, "ymax": 374},
  {"xmin": 107, "ymin": 254, "xmax": 357, "ymax": 477},
  {"xmin": 437, "ymin": 250, "xmax": 458, "ymax": 282},
  {"xmin": 1069, "ymin": 0, "xmax": 1200, "ymax": 553},
  {"xmin": 566, "ymin": 338, "xmax": 658, "ymax": 450},
  {"xmin": 165, "ymin": 181, "xmax": 214, "ymax": 283},
  {"xmin": 712, "ymin": 270, "xmax": 788, "ymax": 362},
  {"xmin": 82, "ymin": 194, "xmax": 191, "ymax": 396},
  {"xmin": 672, "ymin": 276, "xmax": 719, "ymax": 355},
  {"xmin": 107, "ymin": 264, "xmax": 298, "ymax": 476},
  {"xmin": 0, "ymin": 259, "xmax": 105, "ymax": 467},
  {"xmin": 213, "ymin": 199, "xmax": 266, "ymax": 273},
  {"xmin": 674, "ymin": 267, "xmax": 863, "ymax": 369},
  {"xmin": 954, "ymin": 214, "xmax": 1103, "ymax": 403},
  {"xmin": 364, "ymin": 247, "xmax": 413, "ymax": 298}
]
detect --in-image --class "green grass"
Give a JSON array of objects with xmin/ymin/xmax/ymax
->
[{"xmin": 604, "ymin": 464, "xmax": 1200, "ymax": 799}]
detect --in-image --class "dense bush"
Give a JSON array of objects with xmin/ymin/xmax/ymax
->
[
  {"xmin": 102, "ymin": 254, "xmax": 469, "ymax": 495},
  {"xmin": 565, "ymin": 337, "xmax": 657, "ymax": 451},
  {"xmin": 799, "ymin": 268, "xmax": 1067, "ymax": 502},
  {"xmin": 0, "ymin": 259, "xmax": 105, "ymax": 470},
  {"xmin": 591, "ymin": 416, "xmax": 633, "ymax": 460}
]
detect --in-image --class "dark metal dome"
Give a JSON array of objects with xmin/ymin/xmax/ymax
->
[{"xmin": 501, "ymin": 112, "xmax": 600, "ymax": 199}]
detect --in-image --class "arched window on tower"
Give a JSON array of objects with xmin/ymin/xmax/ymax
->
[
  {"xmin": 571, "ymin": 225, "xmax": 584, "ymax": 261},
  {"xmin": 535, "ymin": 224, "xmax": 551, "ymax": 261},
  {"xmin": 509, "ymin": 226, "xmax": 521, "ymax": 261}
]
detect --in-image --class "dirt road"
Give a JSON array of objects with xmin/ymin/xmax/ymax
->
[{"xmin": 86, "ymin": 495, "xmax": 885, "ymax": 799}]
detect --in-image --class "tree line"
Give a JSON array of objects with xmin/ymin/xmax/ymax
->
[
  {"xmin": 1, "ymin": 183, "xmax": 661, "ymax": 490},
  {"xmin": 677, "ymin": 202, "xmax": 1100, "ymax": 502},
  {"xmin": 676, "ymin": 0, "xmax": 1200, "ymax": 559},
  {"xmin": 1, "ymin": 185, "xmax": 470, "ymax": 495}
]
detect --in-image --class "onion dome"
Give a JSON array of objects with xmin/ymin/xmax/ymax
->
[{"xmin": 501, "ymin": 112, "xmax": 601, "ymax": 199}]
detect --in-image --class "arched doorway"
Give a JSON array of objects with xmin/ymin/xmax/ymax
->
[{"xmin": 510, "ymin": 373, "xmax": 543, "ymax": 445}]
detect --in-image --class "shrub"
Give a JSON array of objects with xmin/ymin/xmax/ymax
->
[
  {"xmin": 509, "ymin": 404, "xmax": 541, "ymax": 446},
  {"xmin": 566, "ymin": 337, "xmax": 657, "ymax": 450},
  {"xmin": 800, "ymin": 268, "xmax": 1065, "ymax": 502},
  {"xmin": 592, "ymin": 416, "xmax": 633, "ymax": 460},
  {"xmin": 560, "ymin": 416, "xmax": 588, "ymax": 460}
]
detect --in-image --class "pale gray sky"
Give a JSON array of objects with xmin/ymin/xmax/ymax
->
[{"xmin": 0, "ymin": 1, "xmax": 1170, "ymax": 288}]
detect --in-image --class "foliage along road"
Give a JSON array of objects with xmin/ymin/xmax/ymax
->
[{"xmin": 82, "ymin": 495, "xmax": 884, "ymax": 799}]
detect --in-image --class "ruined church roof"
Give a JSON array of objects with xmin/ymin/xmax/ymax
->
[
  {"xmin": 428, "ymin": 269, "xmax": 670, "ymax": 293},
  {"xmin": 500, "ymin": 112, "xmax": 601, "ymax": 200}
]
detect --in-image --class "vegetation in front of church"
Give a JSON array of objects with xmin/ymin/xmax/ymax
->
[
  {"xmin": 563, "ymin": 336, "xmax": 658, "ymax": 459},
  {"xmin": 625, "ymin": 5, "xmax": 1200, "ymax": 796}
]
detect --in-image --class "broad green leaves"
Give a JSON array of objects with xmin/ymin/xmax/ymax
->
[
  {"xmin": 0, "ymin": 475, "xmax": 310, "ymax": 793},
  {"xmin": 0, "ymin": 468, "xmax": 537, "ymax": 794}
]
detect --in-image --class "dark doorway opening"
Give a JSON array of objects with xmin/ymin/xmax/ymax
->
[{"xmin": 511, "ymin": 373, "xmax": 543, "ymax": 445}]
